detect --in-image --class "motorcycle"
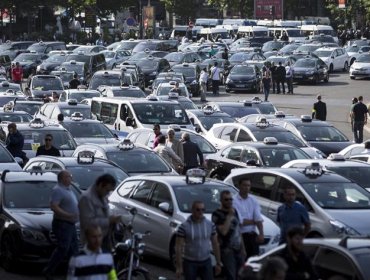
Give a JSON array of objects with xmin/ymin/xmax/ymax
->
[{"xmin": 113, "ymin": 207, "xmax": 151, "ymax": 280}]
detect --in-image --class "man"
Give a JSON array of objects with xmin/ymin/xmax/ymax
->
[
  {"xmin": 222, "ymin": 48, "xmax": 229, "ymax": 60},
  {"xmin": 44, "ymin": 170, "xmax": 79, "ymax": 279},
  {"xmin": 351, "ymin": 95, "xmax": 368, "ymax": 143},
  {"xmin": 275, "ymin": 62, "xmax": 286, "ymax": 94},
  {"xmin": 199, "ymin": 68, "xmax": 209, "ymax": 102},
  {"xmin": 312, "ymin": 95, "xmax": 327, "ymax": 121},
  {"xmin": 12, "ymin": 62, "xmax": 23, "ymax": 90},
  {"xmin": 270, "ymin": 62, "xmax": 277, "ymax": 94},
  {"xmin": 277, "ymin": 185, "xmax": 311, "ymax": 244},
  {"xmin": 233, "ymin": 178, "xmax": 264, "ymax": 259},
  {"xmin": 210, "ymin": 61, "xmax": 220, "ymax": 95},
  {"xmin": 69, "ymin": 73, "xmax": 81, "ymax": 89},
  {"xmin": 277, "ymin": 227, "xmax": 318, "ymax": 280},
  {"xmin": 152, "ymin": 123, "xmax": 162, "ymax": 149},
  {"xmin": 67, "ymin": 225, "xmax": 117, "ymax": 280},
  {"xmin": 154, "ymin": 135, "xmax": 183, "ymax": 170},
  {"xmin": 6, "ymin": 122, "xmax": 25, "ymax": 159},
  {"xmin": 285, "ymin": 61, "xmax": 293, "ymax": 94},
  {"xmin": 166, "ymin": 128, "xmax": 184, "ymax": 170},
  {"xmin": 79, "ymin": 174, "xmax": 121, "ymax": 251},
  {"xmin": 212, "ymin": 190, "xmax": 246, "ymax": 280},
  {"xmin": 209, "ymin": 45, "xmax": 217, "ymax": 57},
  {"xmin": 170, "ymin": 81, "xmax": 182, "ymax": 95},
  {"xmin": 181, "ymin": 132, "xmax": 203, "ymax": 174},
  {"xmin": 36, "ymin": 134, "xmax": 61, "ymax": 157},
  {"xmin": 176, "ymin": 201, "xmax": 222, "ymax": 280}
]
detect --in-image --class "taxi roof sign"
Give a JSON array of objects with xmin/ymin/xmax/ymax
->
[
  {"xmin": 255, "ymin": 116, "xmax": 269, "ymax": 127},
  {"xmin": 186, "ymin": 168, "xmax": 206, "ymax": 184},
  {"xmin": 327, "ymin": 153, "xmax": 345, "ymax": 161},
  {"xmin": 29, "ymin": 118, "xmax": 45, "ymax": 128},
  {"xmin": 77, "ymin": 151, "xmax": 95, "ymax": 164},
  {"xmin": 118, "ymin": 138, "xmax": 135, "ymax": 151},
  {"xmin": 203, "ymin": 105, "xmax": 214, "ymax": 115},
  {"xmin": 301, "ymin": 115, "xmax": 312, "ymax": 122},
  {"xmin": 71, "ymin": 112, "xmax": 84, "ymax": 121},
  {"xmin": 251, "ymin": 96, "xmax": 262, "ymax": 103},
  {"xmin": 263, "ymin": 137, "xmax": 278, "ymax": 145},
  {"xmin": 274, "ymin": 111, "xmax": 286, "ymax": 118},
  {"xmin": 304, "ymin": 162, "xmax": 324, "ymax": 177}
]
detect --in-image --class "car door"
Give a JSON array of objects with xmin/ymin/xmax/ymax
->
[
  {"xmin": 219, "ymin": 125, "xmax": 238, "ymax": 145},
  {"xmin": 221, "ymin": 145, "xmax": 245, "ymax": 173}
]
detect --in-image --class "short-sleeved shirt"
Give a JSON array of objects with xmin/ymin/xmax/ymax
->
[
  {"xmin": 233, "ymin": 194, "xmax": 263, "ymax": 234},
  {"xmin": 210, "ymin": 66, "xmax": 220, "ymax": 81},
  {"xmin": 277, "ymin": 201, "xmax": 310, "ymax": 243},
  {"xmin": 176, "ymin": 216, "xmax": 216, "ymax": 262},
  {"xmin": 352, "ymin": 102, "xmax": 368, "ymax": 122},
  {"xmin": 12, "ymin": 67, "xmax": 23, "ymax": 82},
  {"xmin": 212, "ymin": 209, "xmax": 242, "ymax": 250},
  {"xmin": 36, "ymin": 145, "xmax": 61, "ymax": 157},
  {"xmin": 51, "ymin": 183, "xmax": 79, "ymax": 223}
]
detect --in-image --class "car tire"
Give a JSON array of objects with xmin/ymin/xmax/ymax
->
[
  {"xmin": 313, "ymin": 75, "xmax": 319, "ymax": 85},
  {"xmin": 329, "ymin": 64, "xmax": 334, "ymax": 73},
  {"xmin": 1, "ymin": 234, "xmax": 17, "ymax": 271},
  {"xmin": 350, "ymin": 58, "xmax": 356, "ymax": 65},
  {"xmin": 350, "ymin": 76, "xmax": 355, "ymax": 80},
  {"xmin": 343, "ymin": 61, "xmax": 349, "ymax": 72},
  {"xmin": 324, "ymin": 74, "xmax": 329, "ymax": 83}
]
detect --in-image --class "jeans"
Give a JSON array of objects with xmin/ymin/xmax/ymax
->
[
  {"xmin": 353, "ymin": 121, "xmax": 365, "ymax": 143},
  {"xmin": 286, "ymin": 76, "xmax": 293, "ymax": 93},
  {"xmin": 183, "ymin": 258, "xmax": 213, "ymax": 280},
  {"xmin": 200, "ymin": 81, "xmax": 207, "ymax": 101},
  {"xmin": 276, "ymin": 79, "xmax": 285, "ymax": 93},
  {"xmin": 221, "ymin": 248, "xmax": 244, "ymax": 280},
  {"xmin": 263, "ymin": 86, "xmax": 270, "ymax": 101},
  {"xmin": 212, "ymin": 80, "xmax": 219, "ymax": 95},
  {"xmin": 44, "ymin": 219, "xmax": 79, "ymax": 275},
  {"xmin": 242, "ymin": 232, "xmax": 259, "ymax": 260},
  {"xmin": 272, "ymin": 78, "xmax": 277, "ymax": 93}
]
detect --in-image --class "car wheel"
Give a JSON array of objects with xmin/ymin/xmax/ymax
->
[
  {"xmin": 329, "ymin": 64, "xmax": 334, "ymax": 73},
  {"xmin": 350, "ymin": 76, "xmax": 355, "ymax": 80},
  {"xmin": 307, "ymin": 232, "xmax": 323, "ymax": 238},
  {"xmin": 225, "ymin": 89, "xmax": 230, "ymax": 93},
  {"xmin": 1, "ymin": 234, "xmax": 17, "ymax": 271},
  {"xmin": 343, "ymin": 61, "xmax": 349, "ymax": 72}
]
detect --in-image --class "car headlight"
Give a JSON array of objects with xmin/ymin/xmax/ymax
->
[
  {"xmin": 330, "ymin": 220, "xmax": 359, "ymax": 236},
  {"xmin": 306, "ymin": 70, "xmax": 315, "ymax": 75},
  {"xmin": 21, "ymin": 228, "xmax": 47, "ymax": 241},
  {"xmin": 271, "ymin": 234, "xmax": 280, "ymax": 245},
  {"xmin": 36, "ymin": 65, "xmax": 41, "ymax": 71}
]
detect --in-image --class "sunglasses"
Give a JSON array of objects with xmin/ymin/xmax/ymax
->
[
  {"xmin": 195, "ymin": 208, "xmax": 205, "ymax": 212},
  {"xmin": 45, "ymin": 138, "xmax": 52, "ymax": 141},
  {"xmin": 223, "ymin": 198, "xmax": 233, "ymax": 201}
]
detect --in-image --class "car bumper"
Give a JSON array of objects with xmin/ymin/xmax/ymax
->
[
  {"xmin": 350, "ymin": 69, "xmax": 370, "ymax": 78},
  {"xmin": 226, "ymin": 81, "xmax": 258, "ymax": 91},
  {"xmin": 293, "ymin": 74, "xmax": 316, "ymax": 82}
]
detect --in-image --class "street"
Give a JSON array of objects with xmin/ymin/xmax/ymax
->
[{"xmin": 1, "ymin": 71, "xmax": 369, "ymax": 279}]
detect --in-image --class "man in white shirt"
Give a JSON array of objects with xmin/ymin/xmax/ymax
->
[
  {"xmin": 210, "ymin": 62, "xmax": 220, "ymax": 95},
  {"xmin": 285, "ymin": 62, "xmax": 293, "ymax": 94},
  {"xmin": 233, "ymin": 177, "xmax": 264, "ymax": 259},
  {"xmin": 199, "ymin": 68, "xmax": 209, "ymax": 102},
  {"xmin": 154, "ymin": 135, "xmax": 183, "ymax": 170}
]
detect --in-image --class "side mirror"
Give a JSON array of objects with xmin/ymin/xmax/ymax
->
[
  {"xmin": 125, "ymin": 117, "xmax": 133, "ymax": 127},
  {"xmin": 194, "ymin": 124, "xmax": 201, "ymax": 133},
  {"xmin": 129, "ymin": 207, "xmax": 137, "ymax": 215},
  {"xmin": 158, "ymin": 202, "xmax": 172, "ymax": 214}
]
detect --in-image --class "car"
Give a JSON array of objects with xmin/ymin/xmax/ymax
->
[
  {"xmin": 97, "ymin": 85, "xmax": 146, "ymax": 98},
  {"xmin": 12, "ymin": 53, "xmax": 48, "ymax": 77},
  {"xmin": 224, "ymin": 163, "xmax": 370, "ymax": 238},
  {"xmin": 276, "ymin": 43, "xmax": 301, "ymax": 56},
  {"xmin": 58, "ymin": 87, "xmax": 101, "ymax": 103},
  {"xmin": 350, "ymin": 154, "xmax": 370, "ymax": 164},
  {"xmin": 282, "ymin": 153, "xmax": 370, "ymax": 192},
  {"xmin": 100, "ymin": 50, "xmax": 131, "ymax": 69},
  {"xmin": 345, "ymin": 44, "xmax": 370, "ymax": 65},
  {"xmin": 71, "ymin": 139, "xmax": 177, "ymax": 176},
  {"xmin": 155, "ymin": 94, "xmax": 198, "ymax": 111},
  {"xmin": 88, "ymin": 70, "xmax": 122, "ymax": 90},
  {"xmin": 0, "ymin": 81, "xmax": 21, "ymax": 94},
  {"xmin": 265, "ymin": 55, "xmax": 297, "ymax": 68},
  {"xmin": 271, "ymin": 115, "xmax": 351, "ymax": 156},
  {"xmin": 0, "ymin": 91, "xmax": 26, "ymax": 107},
  {"xmin": 126, "ymin": 50, "xmax": 169, "ymax": 64},
  {"xmin": 149, "ymin": 76, "xmax": 183, "ymax": 94},
  {"xmin": 8, "ymin": 118, "xmax": 77, "ymax": 158},
  {"xmin": 229, "ymin": 52, "xmax": 266, "ymax": 67},
  {"xmin": 205, "ymin": 117, "xmax": 322, "ymax": 158},
  {"xmin": 225, "ymin": 64, "xmax": 261, "ymax": 93},
  {"xmin": 27, "ymin": 41, "xmax": 66, "ymax": 54},
  {"xmin": 50, "ymin": 69, "xmax": 76, "ymax": 88},
  {"xmin": 73, "ymin": 45, "xmax": 106, "ymax": 54},
  {"xmin": 153, "ymin": 81, "xmax": 191, "ymax": 98},
  {"xmin": 0, "ymin": 106, "xmax": 33, "ymax": 123},
  {"xmin": 349, "ymin": 53, "xmax": 370, "ymax": 79},
  {"xmin": 0, "ymin": 41, "xmax": 35, "ymax": 60},
  {"xmin": 0, "ymin": 143, "xmax": 23, "ymax": 171},
  {"xmin": 58, "ymin": 60, "xmax": 89, "ymax": 84},
  {"xmin": 108, "ymin": 169, "xmax": 280, "ymax": 266},
  {"xmin": 36, "ymin": 53, "xmax": 68, "ymax": 74},
  {"xmin": 0, "ymin": 171, "xmax": 80, "ymax": 269},
  {"xmin": 338, "ymin": 142, "xmax": 370, "ymax": 158},
  {"xmin": 171, "ymin": 63, "xmax": 200, "ymax": 96},
  {"xmin": 261, "ymin": 40, "xmax": 288, "ymax": 53},
  {"xmin": 238, "ymin": 111, "xmax": 296, "ymax": 123},
  {"xmin": 314, "ymin": 47, "xmax": 349, "ymax": 72},
  {"xmin": 186, "ymin": 106, "xmax": 236, "ymax": 135},
  {"xmin": 23, "ymin": 153, "xmax": 128, "ymax": 190},
  {"xmin": 12, "ymin": 99, "xmax": 44, "ymax": 116},
  {"xmin": 25, "ymin": 75, "xmax": 64, "ymax": 98},
  {"xmin": 116, "ymin": 64, "xmax": 145, "ymax": 90},
  {"xmin": 115, "ymin": 39, "xmax": 142, "ymax": 52},
  {"xmin": 164, "ymin": 51, "xmax": 203, "ymax": 67},
  {"xmin": 131, "ymin": 56, "xmax": 171, "ymax": 87},
  {"xmin": 244, "ymin": 237, "xmax": 370, "ymax": 280},
  {"xmin": 293, "ymin": 43, "xmax": 322, "ymax": 56},
  {"xmin": 206, "ymin": 138, "xmax": 311, "ymax": 180},
  {"xmin": 35, "ymin": 99, "xmax": 91, "ymax": 121},
  {"xmin": 64, "ymin": 52, "xmax": 106, "ymax": 79},
  {"xmin": 60, "ymin": 113, "xmax": 120, "ymax": 145},
  {"xmin": 292, "ymin": 57, "xmax": 329, "ymax": 84},
  {"xmin": 198, "ymin": 58, "xmax": 230, "ymax": 84}
]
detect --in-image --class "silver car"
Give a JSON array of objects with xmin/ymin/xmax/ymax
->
[{"xmin": 108, "ymin": 170, "xmax": 280, "ymax": 266}]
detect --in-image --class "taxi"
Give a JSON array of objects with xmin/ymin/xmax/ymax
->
[
  {"xmin": 0, "ymin": 101, "xmax": 33, "ymax": 123},
  {"xmin": 59, "ymin": 86, "xmax": 101, "ymax": 103},
  {"xmin": 292, "ymin": 56, "xmax": 329, "ymax": 84},
  {"xmin": 88, "ymin": 70, "xmax": 122, "ymax": 90},
  {"xmin": 152, "ymin": 81, "xmax": 191, "ymax": 98},
  {"xmin": 155, "ymin": 92, "xmax": 198, "ymax": 110},
  {"xmin": 97, "ymin": 85, "xmax": 146, "ymax": 98},
  {"xmin": 35, "ymin": 99, "xmax": 91, "ymax": 121},
  {"xmin": 171, "ymin": 63, "xmax": 200, "ymax": 96},
  {"xmin": 26, "ymin": 75, "xmax": 64, "ymax": 98}
]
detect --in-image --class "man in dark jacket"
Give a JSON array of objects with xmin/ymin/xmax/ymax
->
[
  {"xmin": 181, "ymin": 132, "xmax": 203, "ymax": 174},
  {"xmin": 36, "ymin": 134, "xmax": 61, "ymax": 157},
  {"xmin": 270, "ymin": 62, "xmax": 277, "ymax": 94},
  {"xmin": 275, "ymin": 62, "xmax": 286, "ymax": 94},
  {"xmin": 6, "ymin": 122, "xmax": 25, "ymax": 159},
  {"xmin": 312, "ymin": 95, "xmax": 327, "ymax": 121}
]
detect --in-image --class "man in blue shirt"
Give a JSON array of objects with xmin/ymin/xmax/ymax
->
[{"xmin": 277, "ymin": 185, "xmax": 311, "ymax": 244}]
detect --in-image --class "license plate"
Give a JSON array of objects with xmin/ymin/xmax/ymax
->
[{"xmin": 235, "ymin": 84, "xmax": 245, "ymax": 88}]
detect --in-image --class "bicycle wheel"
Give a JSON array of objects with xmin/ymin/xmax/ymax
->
[{"xmin": 117, "ymin": 268, "xmax": 150, "ymax": 280}]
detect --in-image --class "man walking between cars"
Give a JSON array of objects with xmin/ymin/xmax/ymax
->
[
  {"xmin": 277, "ymin": 185, "xmax": 311, "ymax": 244},
  {"xmin": 210, "ymin": 61, "xmax": 220, "ymax": 95},
  {"xmin": 351, "ymin": 95, "xmax": 368, "ymax": 143},
  {"xmin": 176, "ymin": 200, "xmax": 222, "ymax": 280},
  {"xmin": 312, "ymin": 95, "xmax": 327, "ymax": 121},
  {"xmin": 233, "ymin": 178, "xmax": 264, "ymax": 260},
  {"xmin": 276, "ymin": 62, "xmax": 286, "ymax": 94},
  {"xmin": 44, "ymin": 170, "xmax": 79, "ymax": 280},
  {"xmin": 154, "ymin": 135, "xmax": 183, "ymax": 170},
  {"xmin": 212, "ymin": 190, "xmax": 246, "ymax": 280},
  {"xmin": 181, "ymin": 132, "xmax": 204, "ymax": 174}
]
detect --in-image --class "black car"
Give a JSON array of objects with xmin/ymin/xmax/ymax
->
[
  {"xmin": 59, "ymin": 60, "xmax": 89, "ymax": 84},
  {"xmin": 0, "ymin": 171, "xmax": 80, "ymax": 269},
  {"xmin": 225, "ymin": 64, "xmax": 261, "ymax": 93},
  {"xmin": 64, "ymin": 53, "xmax": 106, "ymax": 80},
  {"xmin": 117, "ymin": 64, "xmax": 145, "ymax": 90},
  {"xmin": 131, "ymin": 40, "xmax": 178, "ymax": 54},
  {"xmin": 132, "ymin": 56, "xmax": 171, "ymax": 87},
  {"xmin": 27, "ymin": 41, "xmax": 66, "ymax": 54},
  {"xmin": 36, "ymin": 53, "xmax": 68, "ymax": 74},
  {"xmin": 126, "ymin": 50, "xmax": 169, "ymax": 64},
  {"xmin": 206, "ymin": 101, "xmax": 261, "ymax": 119},
  {"xmin": 164, "ymin": 51, "xmax": 203, "ymax": 67},
  {"xmin": 261, "ymin": 40, "xmax": 288, "ymax": 53},
  {"xmin": 293, "ymin": 57, "xmax": 329, "ymax": 84},
  {"xmin": 206, "ymin": 139, "xmax": 310, "ymax": 180},
  {"xmin": 171, "ymin": 63, "xmax": 201, "ymax": 96},
  {"xmin": 0, "ymin": 41, "xmax": 35, "ymax": 60},
  {"xmin": 12, "ymin": 53, "xmax": 48, "ymax": 77},
  {"xmin": 229, "ymin": 52, "xmax": 266, "ymax": 67}
]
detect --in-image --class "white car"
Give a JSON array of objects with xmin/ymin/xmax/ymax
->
[
  {"xmin": 349, "ymin": 53, "xmax": 370, "ymax": 79},
  {"xmin": 152, "ymin": 81, "xmax": 191, "ymax": 98},
  {"xmin": 314, "ymin": 47, "xmax": 349, "ymax": 72},
  {"xmin": 345, "ymin": 44, "xmax": 370, "ymax": 65},
  {"xmin": 338, "ymin": 142, "xmax": 369, "ymax": 158}
]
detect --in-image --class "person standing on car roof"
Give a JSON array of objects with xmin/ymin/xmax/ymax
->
[
  {"xmin": 181, "ymin": 132, "xmax": 203, "ymax": 174},
  {"xmin": 312, "ymin": 95, "xmax": 327, "ymax": 121}
]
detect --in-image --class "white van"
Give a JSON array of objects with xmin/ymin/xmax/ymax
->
[
  {"xmin": 300, "ymin": 25, "xmax": 338, "ymax": 43},
  {"xmin": 268, "ymin": 27, "xmax": 306, "ymax": 42},
  {"xmin": 197, "ymin": 28, "xmax": 234, "ymax": 44},
  {"xmin": 237, "ymin": 26, "xmax": 269, "ymax": 38},
  {"xmin": 91, "ymin": 96, "xmax": 194, "ymax": 137}
]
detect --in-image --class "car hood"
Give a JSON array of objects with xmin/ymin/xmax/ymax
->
[
  {"xmin": 6, "ymin": 209, "xmax": 53, "ymax": 230},
  {"xmin": 326, "ymin": 209, "xmax": 370, "ymax": 235},
  {"xmin": 352, "ymin": 62, "xmax": 370, "ymax": 69},
  {"xmin": 229, "ymin": 74, "xmax": 256, "ymax": 81},
  {"xmin": 74, "ymin": 137, "xmax": 119, "ymax": 145},
  {"xmin": 293, "ymin": 67, "xmax": 315, "ymax": 72},
  {"xmin": 39, "ymin": 63, "xmax": 60, "ymax": 70},
  {"xmin": 308, "ymin": 142, "xmax": 351, "ymax": 156}
]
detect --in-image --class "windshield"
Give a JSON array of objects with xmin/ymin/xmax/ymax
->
[
  {"xmin": 0, "ymin": 145, "xmax": 16, "ymax": 163},
  {"xmin": 302, "ymin": 182, "xmax": 370, "ymax": 209},
  {"xmin": 253, "ymin": 130, "xmax": 306, "ymax": 147},
  {"xmin": 68, "ymin": 92, "xmax": 100, "ymax": 102},
  {"xmin": 32, "ymin": 78, "xmax": 63, "ymax": 91},
  {"xmin": 157, "ymin": 86, "xmax": 188, "ymax": 97},
  {"xmin": 60, "ymin": 64, "xmax": 85, "ymax": 75},
  {"xmin": 128, "ymin": 52, "xmax": 151, "ymax": 61},
  {"xmin": 111, "ymin": 89, "xmax": 145, "ymax": 98},
  {"xmin": 298, "ymin": 125, "xmax": 349, "ymax": 142},
  {"xmin": 133, "ymin": 42, "xmax": 158, "ymax": 53},
  {"xmin": 136, "ymin": 60, "xmax": 158, "ymax": 70},
  {"xmin": 294, "ymin": 59, "xmax": 316, "ymax": 68},
  {"xmin": 257, "ymin": 103, "xmax": 276, "ymax": 114},
  {"xmin": 172, "ymin": 67, "xmax": 196, "ymax": 77},
  {"xmin": 198, "ymin": 116, "xmax": 235, "ymax": 130},
  {"xmin": 254, "ymin": 31, "xmax": 268, "ymax": 37},
  {"xmin": 90, "ymin": 76, "xmax": 121, "ymax": 89},
  {"xmin": 177, "ymin": 100, "xmax": 198, "ymax": 110},
  {"xmin": 28, "ymin": 44, "xmax": 46, "ymax": 53},
  {"xmin": 286, "ymin": 29, "xmax": 303, "ymax": 37},
  {"xmin": 69, "ymin": 165, "xmax": 128, "ymax": 190},
  {"xmin": 259, "ymin": 147, "xmax": 309, "ymax": 167},
  {"xmin": 0, "ymin": 45, "xmax": 11, "ymax": 52},
  {"xmin": 117, "ymin": 41, "xmax": 140, "ymax": 51},
  {"xmin": 21, "ymin": 129, "xmax": 76, "ymax": 150},
  {"xmin": 4, "ymin": 182, "xmax": 59, "ymax": 208},
  {"xmin": 106, "ymin": 150, "xmax": 171, "ymax": 173},
  {"xmin": 296, "ymin": 45, "xmax": 320, "ymax": 53},
  {"xmin": 164, "ymin": 53, "xmax": 184, "ymax": 62},
  {"xmin": 14, "ymin": 103, "xmax": 42, "ymax": 115},
  {"xmin": 356, "ymin": 54, "xmax": 370, "ymax": 63},
  {"xmin": 65, "ymin": 54, "xmax": 90, "ymax": 64},
  {"xmin": 231, "ymin": 66, "xmax": 255, "ymax": 75},
  {"xmin": 262, "ymin": 41, "xmax": 285, "ymax": 52},
  {"xmin": 351, "ymin": 248, "xmax": 370, "ymax": 279},
  {"xmin": 230, "ymin": 53, "xmax": 252, "ymax": 62},
  {"xmin": 280, "ymin": 44, "xmax": 300, "ymax": 53},
  {"xmin": 174, "ymin": 184, "xmax": 236, "ymax": 213},
  {"xmin": 314, "ymin": 50, "xmax": 333, "ymax": 57},
  {"xmin": 0, "ymin": 113, "xmax": 32, "ymax": 123},
  {"xmin": 212, "ymin": 32, "xmax": 231, "ymax": 39},
  {"xmin": 62, "ymin": 122, "xmax": 114, "ymax": 138},
  {"xmin": 101, "ymin": 51, "xmax": 115, "ymax": 59},
  {"xmin": 132, "ymin": 103, "xmax": 190, "ymax": 125},
  {"xmin": 328, "ymin": 166, "xmax": 370, "ymax": 190},
  {"xmin": 57, "ymin": 72, "xmax": 74, "ymax": 83},
  {"xmin": 219, "ymin": 106, "xmax": 259, "ymax": 118},
  {"xmin": 45, "ymin": 54, "xmax": 67, "ymax": 63},
  {"xmin": 61, "ymin": 108, "xmax": 91, "ymax": 119},
  {"xmin": 14, "ymin": 54, "xmax": 39, "ymax": 63},
  {"xmin": 346, "ymin": 46, "xmax": 359, "ymax": 53}
]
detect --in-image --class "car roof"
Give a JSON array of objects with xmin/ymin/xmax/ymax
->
[
  {"xmin": 76, "ymin": 143, "xmax": 151, "ymax": 153},
  {"xmin": 54, "ymin": 102, "xmax": 90, "ymax": 109},
  {"xmin": 187, "ymin": 109, "xmax": 232, "ymax": 117},
  {"xmin": 26, "ymin": 155, "xmax": 121, "ymax": 168},
  {"xmin": 16, "ymin": 122, "xmax": 68, "ymax": 131},
  {"xmin": 225, "ymin": 141, "xmax": 299, "ymax": 149},
  {"xmin": 283, "ymin": 158, "xmax": 370, "ymax": 168},
  {"xmin": 60, "ymin": 118, "xmax": 102, "ymax": 124},
  {"xmin": 1, "ymin": 171, "xmax": 57, "ymax": 182},
  {"xmin": 273, "ymin": 118, "xmax": 334, "ymax": 127}
]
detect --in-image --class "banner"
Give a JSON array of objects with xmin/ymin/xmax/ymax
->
[
  {"xmin": 143, "ymin": 6, "xmax": 155, "ymax": 29},
  {"xmin": 255, "ymin": 0, "xmax": 283, "ymax": 20}
]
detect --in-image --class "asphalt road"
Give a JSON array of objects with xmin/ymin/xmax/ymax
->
[{"xmin": 1, "ymin": 71, "xmax": 369, "ymax": 279}]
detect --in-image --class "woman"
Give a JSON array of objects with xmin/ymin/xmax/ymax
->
[
  {"xmin": 262, "ymin": 66, "xmax": 272, "ymax": 102},
  {"xmin": 166, "ymin": 128, "xmax": 184, "ymax": 173}
]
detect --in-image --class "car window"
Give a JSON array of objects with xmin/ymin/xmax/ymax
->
[
  {"xmin": 237, "ymin": 129, "xmax": 252, "ymax": 142},
  {"xmin": 212, "ymin": 126, "xmax": 224, "ymax": 137},
  {"xmin": 241, "ymin": 148, "xmax": 259, "ymax": 164},
  {"xmin": 101, "ymin": 102, "xmax": 118, "ymax": 125},
  {"xmin": 43, "ymin": 104, "xmax": 54, "ymax": 117},
  {"xmin": 220, "ymin": 126, "xmax": 238, "ymax": 142},
  {"xmin": 249, "ymin": 173, "xmax": 277, "ymax": 199},
  {"xmin": 345, "ymin": 146, "xmax": 365, "ymax": 158},
  {"xmin": 117, "ymin": 180, "xmax": 141, "ymax": 198},
  {"xmin": 226, "ymin": 146, "xmax": 243, "ymax": 161},
  {"xmin": 130, "ymin": 181, "xmax": 153, "ymax": 204},
  {"xmin": 149, "ymin": 183, "xmax": 172, "ymax": 209}
]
